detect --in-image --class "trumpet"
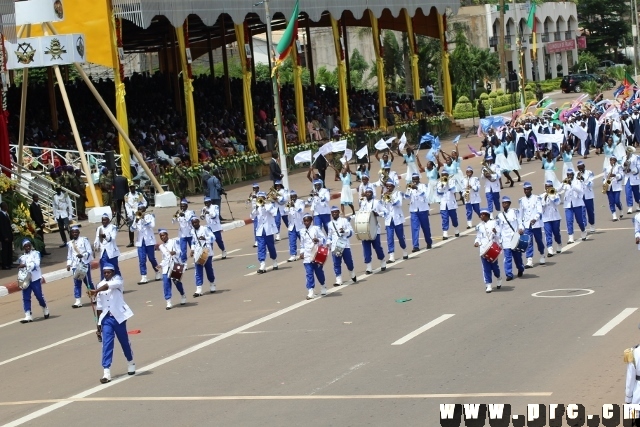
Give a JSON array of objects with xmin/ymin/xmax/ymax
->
[
  {"xmin": 173, "ymin": 209, "xmax": 181, "ymax": 219},
  {"xmin": 563, "ymin": 177, "xmax": 572, "ymax": 185},
  {"xmin": 546, "ymin": 187, "xmax": 557, "ymax": 196},
  {"xmin": 379, "ymin": 169, "xmax": 390, "ymax": 184},
  {"xmin": 200, "ymin": 207, "xmax": 208, "ymax": 221},
  {"xmin": 624, "ymin": 159, "xmax": 632, "ymax": 174},
  {"xmin": 382, "ymin": 191, "xmax": 393, "ymax": 203},
  {"xmin": 246, "ymin": 192, "xmax": 257, "ymax": 203},
  {"xmin": 255, "ymin": 196, "xmax": 266, "ymax": 207},
  {"xmin": 136, "ymin": 211, "xmax": 144, "ymax": 219},
  {"xmin": 439, "ymin": 175, "xmax": 449, "ymax": 184},
  {"xmin": 576, "ymin": 171, "xmax": 584, "ymax": 181}
]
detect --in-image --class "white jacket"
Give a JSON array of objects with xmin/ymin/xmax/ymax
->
[
  {"xmin": 203, "ymin": 205, "xmax": 222, "ymax": 232},
  {"xmin": 287, "ymin": 199, "xmax": 306, "ymax": 232},
  {"xmin": 358, "ymin": 198, "xmax": 387, "ymax": 236},
  {"xmin": 561, "ymin": 180, "xmax": 585, "ymax": 208},
  {"xmin": 172, "ymin": 209, "xmax": 196, "ymax": 238},
  {"xmin": 125, "ymin": 192, "xmax": 147, "ymax": 218},
  {"xmin": 66, "ymin": 236, "xmax": 93, "ymax": 269},
  {"xmin": 437, "ymin": 180, "xmax": 457, "ymax": 211},
  {"xmin": 327, "ymin": 217, "xmax": 353, "ymax": 250},
  {"xmin": 96, "ymin": 275, "xmax": 133, "ymax": 325},
  {"xmin": 404, "ymin": 183, "xmax": 429, "ymax": 213},
  {"xmin": 461, "ymin": 176, "xmax": 481, "ymax": 204},
  {"xmin": 383, "ymin": 191, "xmax": 405, "ymax": 226},
  {"xmin": 19, "ymin": 250, "xmax": 41, "ymax": 281},
  {"xmin": 311, "ymin": 188, "xmax": 331, "ymax": 216},
  {"xmin": 494, "ymin": 209, "xmax": 522, "ymax": 247},
  {"xmin": 580, "ymin": 169, "xmax": 595, "ymax": 200},
  {"xmin": 94, "ymin": 224, "xmax": 120, "ymax": 259},
  {"xmin": 483, "ymin": 164, "xmax": 501, "ymax": 193},
  {"xmin": 250, "ymin": 202, "xmax": 278, "ymax": 236},
  {"xmin": 158, "ymin": 237, "xmax": 181, "ymax": 275},
  {"xmin": 53, "ymin": 193, "xmax": 73, "ymax": 220},
  {"xmin": 474, "ymin": 220, "xmax": 498, "ymax": 256},
  {"xmin": 300, "ymin": 225, "xmax": 327, "ymax": 263},
  {"xmin": 518, "ymin": 195, "xmax": 543, "ymax": 230},
  {"xmin": 131, "ymin": 212, "xmax": 156, "ymax": 246},
  {"xmin": 190, "ymin": 225, "xmax": 216, "ymax": 253},
  {"xmin": 603, "ymin": 164, "xmax": 624, "ymax": 192},
  {"xmin": 540, "ymin": 192, "xmax": 562, "ymax": 222}
]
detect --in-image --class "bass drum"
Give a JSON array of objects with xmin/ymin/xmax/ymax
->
[{"xmin": 354, "ymin": 211, "xmax": 377, "ymax": 241}]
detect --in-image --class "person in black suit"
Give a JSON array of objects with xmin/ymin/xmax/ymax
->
[
  {"xmin": 113, "ymin": 168, "xmax": 129, "ymax": 228},
  {"xmin": 0, "ymin": 202, "xmax": 13, "ymax": 269},
  {"xmin": 269, "ymin": 151, "xmax": 283, "ymax": 186},
  {"xmin": 29, "ymin": 195, "xmax": 51, "ymax": 255}
]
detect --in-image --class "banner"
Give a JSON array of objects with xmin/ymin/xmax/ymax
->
[
  {"xmin": 398, "ymin": 132, "xmax": 407, "ymax": 151},
  {"xmin": 535, "ymin": 132, "xmax": 564, "ymax": 146}
]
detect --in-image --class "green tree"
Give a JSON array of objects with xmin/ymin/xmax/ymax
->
[
  {"xmin": 574, "ymin": 52, "xmax": 600, "ymax": 74},
  {"xmin": 316, "ymin": 66, "xmax": 338, "ymax": 88},
  {"xmin": 449, "ymin": 29, "xmax": 499, "ymax": 103},
  {"xmin": 578, "ymin": 0, "xmax": 630, "ymax": 58},
  {"xmin": 349, "ymin": 48, "xmax": 369, "ymax": 89},
  {"xmin": 382, "ymin": 30, "xmax": 404, "ymax": 92},
  {"xmin": 254, "ymin": 63, "xmax": 271, "ymax": 82}
]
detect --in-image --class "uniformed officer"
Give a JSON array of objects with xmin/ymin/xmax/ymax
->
[
  {"xmin": 518, "ymin": 182, "xmax": 545, "ymax": 268},
  {"xmin": 494, "ymin": 196, "xmax": 524, "ymax": 281},
  {"xmin": 577, "ymin": 161, "xmax": 596, "ymax": 233},
  {"xmin": 473, "ymin": 208, "xmax": 502, "ymax": 293},
  {"xmin": 300, "ymin": 213, "xmax": 327, "ymax": 299},
  {"xmin": 327, "ymin": 206, "xmax": 356, "ymax": 286},
  {"xmin": 99, "ymin": 168, "xmax": 113, "ymax": 208},
  {"xmin": 66, "ymin": 225, "xmax": 94, "ymax": 308}
]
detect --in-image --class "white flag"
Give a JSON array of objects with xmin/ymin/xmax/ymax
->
[
  {"xmin": 319, "ymin": 142, "xmax": 333, "ymax": 156},
  {"xmin": 331, "ymin": 139, "xmax": 348, "ymax": 153},
  {"xmin": 343, "ymin": 149, "xmax": 353, "ymax": 162},
  {"xmin": 356, "ymin": 145, "xmax": 368, "ymax": 159},
  {"xmin": 570, "ymin": 126, "xmax": 588, "ymax": 142},
  {"xmin": 374, "ymin": 138, "xmax": 389, "ymax": 151},
  {"xmin": 385, "ymin": 136, "xmax": 396, "ymax": 147},
  {"xmin": 398, "ymin": 133, "xmax": 407, "ymax": 151},
  {"xmin": 536, "ymin": 132, "xmax": 564, "ymax": 147},
  {"xmin": 293, "ymin": 150, "xmax": 312, "ymax": 164}
]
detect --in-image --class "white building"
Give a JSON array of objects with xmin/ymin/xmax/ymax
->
[{"xmin": 451, "ymin": 2, "xmax": 579, "ymax": 82}]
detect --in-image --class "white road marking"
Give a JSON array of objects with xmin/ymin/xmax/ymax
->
[
  {"xmin": 593, "ymin": 308, "xmax": 638, "ymax": 336},
  {"xmin": 391, "ymin": 314, "xmax": 455, "ymax": 345},
  {"xmin": 0, "ymin": 320, "xmax": 19, "ymax": 329},
  {"xmin": 212, "ymin": 248, "xmax": 240, "ymax": 259},
  {"xmin": 0, "ymin": 286, "xmax": 8, "ymax": 297},
  {"xmin": 531, "ymin": 289, "xmax": 594, "ymax": 298},
  {"xmin": 309, "ymin": 362, "xmax": 368, "ymax": 395},
  {"xmin": 519, "ymin": 172, "xmax": 535, "ymax": 178},
  {"xmin": 0, "ymin": 330, "xmax": 94, "ymax": 367}
]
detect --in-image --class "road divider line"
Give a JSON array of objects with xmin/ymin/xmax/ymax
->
[
  {"xmin": 0, "ymin": 319, "xmax": 19, "ymax": 329},
  {"xmin": 0, "ymin": 330, "xmax": 94, "ymax": 367},
  {"xmin": 593, "ymin": 308, "xmax": 638, "ymax": 336},
  {"xmin": 391, "ymin": 314, "xmax": 455, "ymax": 346},
  {"xmin": 212, "ymin": 249, "xmax": 240, "ymax": 260}
]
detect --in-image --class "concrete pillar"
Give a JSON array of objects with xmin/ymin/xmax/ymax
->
[
  {"xmin": 561, "ymin": 50, "xmax": 568, "ymax": 76},
  {"xmin": 536, "ymin": 48, "xmax": 545, "ymax": 82},
  {"xmin": 550, "ymin": 52, "xmax": 557, "ymax": 79}
]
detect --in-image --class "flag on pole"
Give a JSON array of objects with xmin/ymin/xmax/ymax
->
[
  {"xmin": 374, "ymin": 138, "xmax": 389, "ymax": 150},
  {"xmin": 319, "ymin": 142, "xmax": 333, "ymax": 156},
  {"xmin": 343, "ymin": 149, "xmax": 353, "ymax": 162},
  {"xmin": 356, "ymin": 145, "xmax": 369, "ymax": 159},
  {"xmin": 398, "ymin": 132, "xmax": 407, "ymax": 151},
  {"xmin": 272, "ymin": 0, "xmax": 300, "ymax": 76},
  {"xmin": 527, "ymin": 3, "xmax": 537, "ymax": 55},
  {"xmin": 624, "ymin": 71, "xmax": 637, "ymax": 87},
  {"xmin": 294, "ymin": 150, "xmax": 312, "ymax": 164},
  {"xmin": 331, "ymin": 139, "xmax": 348, "ymax": 152},
  {"xmin": 452, "ymin": 135, "xmax": 461, "ymax": 146}
]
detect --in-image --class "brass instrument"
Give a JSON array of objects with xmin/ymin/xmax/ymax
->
[
  {"xmin": 379, "ymin": 169, "xmax": 390, "ymax": 184},
  {"xmin": 173, "ymin": 209, "xmax": 181, "ymax": 219},
  {"xmin": 463, "ymin": 181, "xmax": 471, "ymax": 203},
  {"xmin": 576, "ymin": 171, "xmax": 584, "ymax": 181},
  {"xmin": 439, "ymin": 175, "xmax": 449, "ymax": 184},
  {"xmin": 546, "ymin": 187, "xmax": 557, "ymax": 196},
  {"xmin": 266, "ymin": 187, "xmax": 279, "ymax": 203},
  {"xmin": 603, "ymin": 170, "xmax": 615, "ymax": 194},
  {"xmin": 246, "ymin": 192, "xmax": 257, "ymax": 203},
  {"xmin": 481, "ymin": 160, "xmax": 492, "ymax": 178},
  {"xmin": 136, "ymin": 211, "xmax": 144, "ymax": 219},
  {"xmin": 563, "ymin": 177, "xmax": 572, "ymax": 185},
  {"xmin": 200, "ymin": 207, "xmax": 208, "ymax": 221},
  {"xmin": 382, "ymin": 191, "xmax": 393, "ymax": 203}
]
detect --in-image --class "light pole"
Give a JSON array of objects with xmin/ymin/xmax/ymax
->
[
  {"xmin": 255, "ymin": 0, "xmax": 290, "ymax": 190},
  {"xmin": 513, "ymin": 0, "xmax": 526, "ymax": 111}
]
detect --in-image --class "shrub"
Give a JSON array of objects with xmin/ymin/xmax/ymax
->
[
  {"xmin": 488, "ymin": 91, "xmax": 498, "ymax": 99},
  {"xmin": 479, "ymin": 92, "xmax": 489, "ymax": 100},
  {"xmin": 454, "ymin": 101, "xmax": 473, "ymax": 113},
  {"xmin": 525, "ymin": 90, "xmax": 535, "ymax": 101},
  {"xmin": 525, "ymin": 83, "xmax": 533, "ymax": 91},
  {"xmin": 496, "ymin": 89, "xmax": 505, "ymax": 96},
  {"xmin": 458, "ymin": 95, "xmax": 470, "ymax": 103}
]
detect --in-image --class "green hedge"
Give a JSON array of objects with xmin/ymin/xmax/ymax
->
[{"xmin": 453, "ymin": 103, "xmax": 519, "ymax": 120}]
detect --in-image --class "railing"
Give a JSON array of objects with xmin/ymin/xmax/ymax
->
[
  {"xmin": 489, "ymin": 36, "xmax": 497, "ymax": 47},
  {"xmin": 565, "ymin": 30, "xmax": 574, "ymax": 40},
  {"xmin": 541, "ymin": 33, "xmax": 550, "ymax": 43},
  {"xmin": 1, "ymin": 162, "xmax": 80, "ymax": 233},
  {"xmin": 554, "ymin": 32, "xmax": 562, "ymax": 41}
]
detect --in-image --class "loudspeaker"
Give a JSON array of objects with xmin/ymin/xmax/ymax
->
[
  {"xmin": 418, "ymin": 118, "xmax": 428, "ymax": 136},
  {"xmin": 266, "ymin": 134, "xmax": 276, "ymax": 151},
  {"xmin": 105, "ymin": 151, "xmax": 116, "ymax": 170},
  {"xmin": 414, "ymin": 99, "xmax": 423, "ymax": 112}
]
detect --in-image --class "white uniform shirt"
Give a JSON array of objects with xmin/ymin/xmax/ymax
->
[
  {"xmin": 358, "ymin": 198, "xmax": 387, "ymax": 236},
  {"xmin": 159, "ymin": 237, "xmax": 182, "ymax": 274},
  {"xmin": 53, "ymin": 193, "xmax": 73, "ymax": 219},
  {"xmin": 628, "ymin": 155, "xmax": 640, "ymax": 186},
  {"xmin": 518, "ymin": 195, "xmax": 543, "ymax": 230},
  {"xmin": 461, "ymin": 176, "xmax": 481, "ymax": 204},
  {"xmin": 204, "ymin": 204, "xmax": 222, "ymax": 232},
  {"xmin": 494, "ymin": 208, "xmax": 522, "ymax": 248},
  {"xmin": 625, "ymin": 346, "xmax": 640, "ymax": 403},
  {"xmin": 540, "ymin": 192, "xmax": 562, "ymax": 222},
  {"xmin": 287, "ymin": 199, "xmax": 306, "ymax": 232},
  {"xmin": 66, "ymin": 236, "xmax": 93, "ymax": 268},
  {"xmin": 131, "ymin": 212, "xmax": 156, "ymax": 246},
  {"xmin": 125, "ymin": 192, "xmax": 147, "ymax": 218},
  {"xmin": 311, "ymin": 188, "xmax": 330, "ymax": 216},
  {"xmin": 357, "ymin": 182, "xmax": 376, "ymax": 200},
  {"xmin": 19, "ymin": 250, "xmax": 41, "ymax": 281},
  {"xmin": 190, "ymin": 225, "xmax": 215, "ymax": 252},
  {"xmin": 250, "ymin": 202, "xmax": 278, "ymax": 236},
  {"xmin": 94, "ymin": 224, "xmax": 120, "ymax": 259},
  {"xmin": 580, "ymin": 170, "xmax": 595, "ymax": 200},
  {"xmin": 603, "ymin": 163, "xmax": 624, "ymax": 192},
  {"xmin": 276, "ymin": 189, "xmax": 289, "ymax": 215},
  {"xmin": 383, "ymin": 191, "xmax": 405, "ymax": 226},
  {"xmin": 483, "ymin": 164, "xmax": 501, "ymax": 193},
  {"xmin": 437, "ymin": 179, "xmax": 457, "ymax": 211},
  {"xmin": 96, "ymin": 275, "xmax": 133, "ymax": 325},
  {"xmin": 561, "ymin": 180, "xmax": 585, "ymax": 208},
  {"xmin": 300, "ymin": 225, "xmax": 327, "ymax": 263},
  {"xmin": 474, "ymin": 220, "xmax": 498, "ymax": 256},
  {"xmin": 404, "ymin": 183, "xmax": 429, "ymax": 212},
  {"xmin": 328, "ymin": 216, "xmax": 353, "ymax": 250},
  {"xmin": 172, "ymin": 209, "xmax": 196, "ymax": 238}
]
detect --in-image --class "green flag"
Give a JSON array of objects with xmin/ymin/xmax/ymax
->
[
  {"xmin": 624, "ymin": 71, "xmax": 636, "ymax": 86},
  {"xmin": 526, "ymin": 3, "xmax": 536, "ymax": 29}
]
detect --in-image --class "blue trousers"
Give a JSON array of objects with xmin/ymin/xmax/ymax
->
[
  {"xmin": 162, "ymin": 273, "xmax": 184, "ymax": 300},
  {"xmin": 101, "ymin": 315, "xmax": 133, "ymax": 369},
  {"xmin": 72, "ymin": 265, "xmax": 94, "ymax": 298},
  {"xmin": 543, "ymin": 220, "xmax": 562, "ymax": 247},
  {"xmin": 180, "ymin": 236, "xmax": 193, "ymax": 263},
  {"xmin": 195, "ymin": 256, "xmax": 215, "ymax": 286},
  {"xmin": 99, "ymin": 251, "xmax": 120, "ymax": 280},
  {"xmin": 503, "ymin": 248, "xmax": 524, "ymax": 279},
  {"xmin": 465, "ymin": 203, "xmax": 481, "ymax": 221},
  {"xmin": 332, "ymin": 247, "xmax": 354, "ymax": 276},
  {"xmin": 583, "ymin": 198, "xmax": 595, "ymax": 226},
  {"xmin": 386, "ymin": 220, "xmax": 406, "ymax": 254},
  {"xmin": 257, "ymin": 231, "xmax": 277, "ymax": 262},
  {"xmin": 304, "ymin": 262, "xmax": 325, "ymax": 289},
  {"xmin": 440, "ymin": 208, "xmax": 459, "ymax": 231},
  {"xmin": 480, "ymin": 256, "xmax": 501, "ymax": 284},
  {"xmin": 362, "ymin": 234, "xmax": 385, "ymax": 264},
  {"xmin": 137, "ymin": 242, "xmax": 158, "ymax": 275},
  {"xmin": 565, "ymin": 206, "xmax": 586, "ymax": 235},
  {"xmin": 212, "ymin": 230, "xmax": 225, "ymax": 251},
  {"xmin": 525, "ymin": 227, "xmax": 545, "ymax": 258},
  {"xmin": 275, "ymin": 211, "xmax": 289, "ymax": 233},
  {"xmin": 410, "ymin": 211, "xmax": 432, "ymax": 248},
  {"xmin": 22, "ymin": 279, "xmax": 46, "ymax": 313},
  {"xmin": 288, "ymin": 228, "xmax": 300, "ymax": 256},
  {"xmin": 626, "ymin": 181, "xmax": 640, "ymax": 206},
  {"xmin": 486, "ymin": 191, "xmax": 501, "ymax": 213},
  {"xmin": 313, "ymin": 213, "xmax": 331, "ymax": 234},
  {"xmin": 606, "ymin": 190, "xmax": 622, "ymax": 213}
]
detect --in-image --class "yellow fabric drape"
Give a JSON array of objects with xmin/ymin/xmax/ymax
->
[
  {"xmin": 369, "ymin": 10, "xmax": 387, "ymax": 130},
  {"xmin": 403, "ymin": 9, "xmax": 421, "ymax": 100},
  {"xmin": 108, "ymin": 13, "xmax": 130, "ymax": 178},
  {"xmin": 330, "ymin": 16, "xmax": 350, "ymax": 134},
  {"xmin": 437, "ymin": 13, "xmax": 453, "ymax": 116},
  {"xmin": 234, "ymin": 24, "xmax": 257, "ymax": 152},
  {"xmin": 175, "ymin": 25, "xmax": 199, "ymax": 165},
  {"xmin": 291, "ymin": 45, "xmax": 306, "ymax": 144}
]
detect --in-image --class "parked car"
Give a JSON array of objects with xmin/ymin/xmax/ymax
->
[
  {"xmin": 560, "ymin": 74, "xmax": 616, "ymax": 93},
  {"xmin": 597, "ymin": 60, "xmax": 625, "ymax": 72}
]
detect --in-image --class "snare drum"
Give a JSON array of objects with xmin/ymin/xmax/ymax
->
[
  {"xmin": 74, "ymin": 262, "xmax": 89, "ymax": 281},
  {"xmin": 354, "ymin": 211, "xmax": 377, "ymax": 241},
  {"xmin": 509, "ymin": 233, "xmax": 530, "ymax": 253},
  {"xmin": 480, "ymin": 242, "xmax": 502, "ymax": 263},
  {"xmin": 17, "ymin": 268, "xmax": 31, "ymax": 290},
  {"xmin": 311, "ymin": 245, "xmax": 329, "ymax": 265},
  {"xmin": 170, "ymin": 262, "xmax": 184, "ymax": 280},
  {"xmin": 332, "ymin": 237, "xmax": 348, "ymax": 257},
  {"xmin": 195, "ymin": 246, "xmax": 210, "ymax": 265}
]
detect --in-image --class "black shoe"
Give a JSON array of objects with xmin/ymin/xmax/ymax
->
[
  {"xmin": 442, "ymin": 236, "xmax": 448, "ymax": 240},
  {"xmin": 257, "ymin": 269, "xmax": 265, "ymax": 274},
  {"xmin": 517, "ymin": 270, "xmax": 524, "ymax": 277},
  {"xmin": 412, "ymin": 247, "xmax": 420, "ymax": 253},
  {"xmin": 403, "ymin": 255, "xmax": 409, "ymax": 260},
  {"xmin": 426, "ymin": 244, "xmax": 432, "ymax": 249},
  {"xmin": 466, "ymin": 226, "xmax": 471, "ymax": 229},
  {"xmin": 455, "ymin": 233, "xmax": 460, "ymax": 237},
  {"xmin": 59, "ymin": 243, "xmax": 67, "ymax": 248},
  {"xmin": 126, "ymin": 243, "xmax": 134, "ymax": 248},
  {"xmin": 352, "ymin": 275, "xmax": 357, "ymax": 283},
  {"xmin": 506, "ymin": 276, "xmax": 513, "ymax": 282}
]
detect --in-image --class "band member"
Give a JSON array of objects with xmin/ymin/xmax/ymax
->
[
  {"xmin": 158, "ymin": 229, "xmax": 186, "ymax": 309},
  {"xmin": 190, "ymin": 217, "xmax": 216, "ymax": 296},
  {"xmin": 561, "ymin": 169, "xmax": 587, "ymax": 243},
  {"xmin": 635, "ymin": 210, "xmax": 640, "ymax": 249},
  {"xmin": 249, "ymin": 183, "xmax": 259, "ymax": 248},
  {"xmin": 462, "ymin": 166, "xmax": 481, "ymax": 228},
  {"xmin": 624, "ymin": 339, "xmax": 640, "ymax": 407},
  {"xmin": 250, "ymin": 191, "xmax": 279, "ymax": 274},
  {"xmin": 286, "ymin": 191, "xmax": 305, "ymax": 262},
  {"xmin": 482, "ymin": 155, "xmax": 502, "ymax": 214},
  {"xmin": 518, "ymin": 182, "xmax": 545, "ymax": 268},
  {"xmin": 436, "ymin": 170, "xmax": 460, "ymax": 240},
  {"xmin": 328, "ymin": 206, "xmax": 356, "ymax": 286},
  {"xmin": 382, "ymin": 180, "xmax": 408, "ymax": 262},
  {"xmin": 172, "ymin": 199, "xmax": 196, "ymax": 266},
  {"xmin": 358, "ymin": 187, "xmax": 387, "ymax": 274},
  {"xmin": 310, "ymin": 179, "xmax": 331, "ymax": 233},
  {"xmin": 604, "ymin": 156, "xmax": 625, "ymax": 221},
  {"xmin": 274, "ymin": 180, "xmax": 289, "ymax": 241},
  {"xmin": 541, "ymin": 180, "xmax": 563, "ymax": 256},
  {"xmin": 66, "ymin": 225, "xmax": 94, "ymax": 308},
  {"xmin": 131, "ymin": 203, "xmax": 160, "ymax": 284},
  {"xmin": 203, "ymin": 197, "xmax": 226, "ymax": 259},
  {"xmin": 300, "ymin": 213, "xmax": 327, "ymax": 299},
  {"xmin": 577, "ymin": 161, "xmax": 596, "ymax": 233},
  {"xmin": 404, "ymin": 173, "xmax": 432, "ymax": 252},
  {"xmin": 88, "ymin": 263, "xmax": 135, "ymax": 384},
  {"xmin": 473, "ymin": 208, "xmax": 502, "ymax": 293},
  {"xmin": 95, "ymin": 213, "xmax": 120, "ymax": 279},
  {"xmin": 624, "ymin": 147, "xmax": 640, "ymax": 214},
  {"xmin": 357, "ymin": 173, "xmax": 374, "ymax": 201},
  {"xmin": 52, "ymin": 186, "xmax": 73, "ymax": 247},
  {"xmin": 18, "ymin": 239, "xmax": 49, "ymax": 323},
  {"xmin": 125, "ymin": 182, "xmax": 147, "ymax": 247},
  {"xmin": 495, "ymin": 197, "xmax": 524, "ymax": 280}
]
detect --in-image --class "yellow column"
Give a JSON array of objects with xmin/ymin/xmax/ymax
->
[
  {"xmin": 403, "ymin": 9, "xmax": 421, "ymax": 100},
  {"xmin": 175, "ymin": 24, "xmax": 199, "ymax": 165},
  {"xmin": 291, "ymin": 41, "xmax": 306, "ymax": 144},
  {"xmin": 369, "ymin": 10, "xmax": 387, "ymax": 130},
  {"xmin": 330, "ymin": 15, "xmax": 350, "ymax": 133},
  {"xmin": 234, "ymin": 24, "xmax": 257, "ymax": 152},
  {"xmin": 108, "ymin": 11, "xmax": 131, "ymax": 178},
  {"xmin": 437, "ymin": 13, "xmax": 453, "ymax": 116}
]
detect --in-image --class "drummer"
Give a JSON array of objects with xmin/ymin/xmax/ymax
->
[
  {"xmin": 358, "ymin": 187, "xmax": 387, "ymax": 274},
  {"xmin": 473, "ymin": 208, "xmax": 502, "ymax": 293},
  {"xmin": 158, "ymin": 229, "xmax": 187, "ymax": 310},
  {"xmin": 494, "ymin": 196, "xmax": 525, "ymax": 281},
  {"xmin": 189, "ymin": 217, "xmax": 216, "ymax": 297},
  {"xmin": 18, "ymin": 239, "xmax": 49, "ymax": 324},
  {"xmin": 327, "ymin": 206, "xmax": 356, "ymax": 286},
  {"xmin": 65, "ymin": 226, "xmax": 94, "ymax": 308},
  {"xmin": 541, "ymin": 180, "xmax": 563, "ymax": 256},
  {"xmin": 300, "ymin": 213, "xmax": 328, "ymax": 300}
]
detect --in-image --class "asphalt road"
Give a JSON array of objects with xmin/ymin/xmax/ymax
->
[{"xmin": 0, "ymin": 140, "xmax": 638, "ymax": 426}]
